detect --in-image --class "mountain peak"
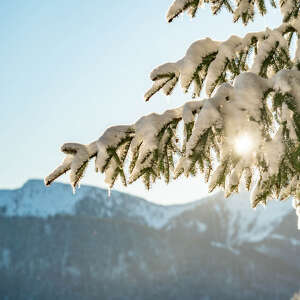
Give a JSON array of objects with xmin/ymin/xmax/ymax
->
[
  {"xmin": 0, "ymin": 179, "xmax": 203, "ymax": 229},
  {"xmin": 0, "ymin": 179, "xmax": 295, "ymax": 242}
]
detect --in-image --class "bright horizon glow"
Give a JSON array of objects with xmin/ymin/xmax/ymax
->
[{"xmin": 234, "ymin": 134, "xmax": 254, "ymax": 156}]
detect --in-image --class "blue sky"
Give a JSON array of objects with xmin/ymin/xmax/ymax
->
[{"xmin": 0, "ymin": 1, "xmax": 282, "ymax": 204}]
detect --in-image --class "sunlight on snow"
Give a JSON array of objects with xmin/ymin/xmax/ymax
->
[{"xmin": 234, "ymin": 134, "xmax": 254, "ymax": 156}]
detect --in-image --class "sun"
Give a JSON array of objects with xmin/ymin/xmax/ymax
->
[{"xmin": 234, "ymin": 134, "xmax": 254, "ymax": 156}]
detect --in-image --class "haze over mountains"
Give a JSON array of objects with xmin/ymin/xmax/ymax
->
[{"xmin": 0, "ymin": 179, "xmax": 299, "ymax": 300}]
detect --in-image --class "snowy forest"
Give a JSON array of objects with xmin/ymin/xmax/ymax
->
[{"xmin": 46, "ymin": 0, "xmax": 300, "ymax": 228}]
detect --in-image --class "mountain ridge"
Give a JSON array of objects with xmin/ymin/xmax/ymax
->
[
  {"xmin": 0, "ymin": 179, "xmax": 299, "ymax": 300},
  {"xmin": 0, "ymin": 179, "xmax": 206, "ymax": 229},
  {"xmin": 0, "ymin": 179, "xmax": 296, "ymax": 244}
]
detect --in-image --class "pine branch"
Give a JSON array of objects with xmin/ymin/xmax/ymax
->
[
  {"xmin": 167, "ymin": 0, "xmax": 300, "ymax": 25},
  {"xmin": 146, "ymin": 23, "xmax": 298, "ymax": 101}
]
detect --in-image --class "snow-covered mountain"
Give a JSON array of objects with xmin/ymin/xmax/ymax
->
[
  {"xmin": 0, "ymin": 179, "xmax": 204, "ymax": 229},
  {"xmin": 0, "ymin": 179, "xmax": 295, "ymax": 235},
  {"xmin": 0, "ymin": 179, "xmax": 299, "ymax": 300}
]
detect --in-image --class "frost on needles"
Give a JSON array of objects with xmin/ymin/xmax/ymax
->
[{"xmin": 45, "ymin": 0, "xmax": 300, "ymax": 229}]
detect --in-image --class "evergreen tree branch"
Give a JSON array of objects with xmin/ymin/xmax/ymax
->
[{"xmin": 167, "ymin": 0, "xmax": 300, "ymax": 25}]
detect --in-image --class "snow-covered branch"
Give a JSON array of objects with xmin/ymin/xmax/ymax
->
[
  {"xmin": 145, "ymin": 22, "xmax": 298, "ymax": 101},
  {"xmin": 46, "ymin": 70, "xmax": 300, "ymax": 226},
  {"xmin": 166, "ymin": 0, "xmax": 299, "ymax": 25},
  {"xmin": 46, "ymin": 2, "xmax": 300, "ymax": 229},
  {"xmin": 45, "ymin": 101, "xmax": 204, "ymax": 190}
]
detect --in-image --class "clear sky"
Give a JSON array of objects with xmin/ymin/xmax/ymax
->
[{"xmin": 0, "ymin": 1, "xmax": 282, "ymax": 204}]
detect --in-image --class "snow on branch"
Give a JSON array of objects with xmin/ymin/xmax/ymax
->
[
  {"xmin": 280, "ymin": 0, "xmax": 300, "ymax": 22},
  {"xmin": 45, "ymin": 142, "xmax": 98, "ymax": 190},
  {"xmin": 166, "ymin": 0, "xmax": 299, "ymax": 25},
  {"xmin": 46, "ymin": 70, "xmax": 300, "ymax": 227},
  {"xmin": 45, "ymin": 101, "xmax": 204, "ymax": 190},
  {"xmin": 145, "ymin": 23, "xmax": 299, "ymax": 101}
]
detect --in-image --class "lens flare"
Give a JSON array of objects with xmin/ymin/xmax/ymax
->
[{"xmin": 234, "ymin": 134, "xmax": 253, "ymax": 155}]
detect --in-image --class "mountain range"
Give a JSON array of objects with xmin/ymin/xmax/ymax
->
[{"xmin": 0, "ymin": 179, "xmax": 299, "ymax": 300}]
